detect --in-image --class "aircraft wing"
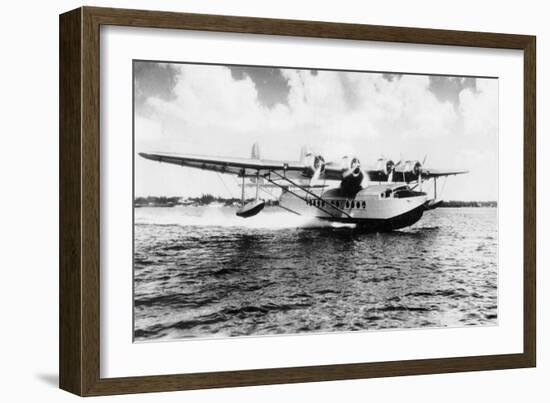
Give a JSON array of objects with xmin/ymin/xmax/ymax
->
[
  {"xmin": 139, "ymin": 151, "xmax": 316, "ymax": 179},
  {"xmin": 365, "ymin": 166, "xmax": 468, "ymax": 182},
  {"xmin": 422, "ymin": 168, "xmax": 469, "ymax": 178},
  {"xmin": 139, "ymin": 151, "xmax": 465, "ymax": 182},
  {"xmin": 364, "ymin": 168, "xmax": 391, "ymax": 182}
]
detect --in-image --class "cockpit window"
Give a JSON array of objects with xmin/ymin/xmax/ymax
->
[{"xmin": 394, "ymin": 189, "xmax": 417, "ymax": 198}]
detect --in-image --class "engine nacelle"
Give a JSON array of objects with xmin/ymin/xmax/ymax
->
[
  {"xmin": 413, "ymin": 161, "xmax": 422, "ymax": 176},
  {"xmin": 375, "ymin": 158, "xmax": 395, "ymax": 175},
  {"xmin": 395, "ymin": 160, "xmax": 424, "ymax": 183},
  {"xmin": 403, "ymin": 160, "xmax": 422, "ymax": 176},
  {"xmin": 341, "ymin": 156, "xmax": 361, "ymax": 175},
  {"xmin": 340, "ymin": 156, "xmax": 364, "ymax": 195},
  {"xmin": 303, "ymin": 153, "xmax": 326, "ymax": 177}
]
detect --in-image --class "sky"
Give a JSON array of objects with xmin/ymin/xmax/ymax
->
[{"xmin": 134, "ymin": 61, "xmax": 498, "ymax": 201}]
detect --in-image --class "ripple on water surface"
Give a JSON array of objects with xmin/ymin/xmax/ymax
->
[{"xmin": 133, "ymin": 206, "xmax": 498, "ymax": 341}]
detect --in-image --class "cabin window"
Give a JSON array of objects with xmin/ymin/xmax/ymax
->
[
  {"xmin": 362, "ymin": 201, "xmax": 366, "ymax": 209},
  {"xmin": 345, "ymin": 201, "xmax": 350, "ymax": 208}
]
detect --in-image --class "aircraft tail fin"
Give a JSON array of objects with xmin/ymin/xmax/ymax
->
[{"xmin": 251, "ymin": 142, "xmax": 261, "ymax": 160}]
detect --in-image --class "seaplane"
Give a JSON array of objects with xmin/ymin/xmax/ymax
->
[{"xmin": 139, "ymin": 143, "xmax": 467, "ymax": 231}]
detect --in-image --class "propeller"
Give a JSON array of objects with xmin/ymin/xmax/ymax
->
[
  {"xmin": 389, "ymin": 155, "xmax": 428, "ymax": 187},
  {"xmin": 417, "ymin": 163, "xmax": 422, "ymax": 191},
  {"xmin": 344, "ymin": 157, "xmax": 361, "ymax": 176},
  {"xmin": 310, "ymin": 166, "xmax": 322, "ymax": 187},
  {"xmin": 414, "ymin": 156, "xmax": 428, "ymax": 190},
  {"xmin": 309, "ymin": 155, "xmax": 326, "ymax": 187},
  {"xmin": 388, "ymin": 160, "xmax": 401, "ymax": 183},
  {"xmin": 340, "ymin": 156, "xmax": 365, "ymax": 195}
]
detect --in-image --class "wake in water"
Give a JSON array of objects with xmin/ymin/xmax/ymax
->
[{"xmin": 135, "ymin": 206, "xmax": 356, "ymax": 230}]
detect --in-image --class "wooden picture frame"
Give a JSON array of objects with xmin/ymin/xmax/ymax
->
[{"xmin": 59, "ymin": 6, "xmax": 536, "ymax": 396}]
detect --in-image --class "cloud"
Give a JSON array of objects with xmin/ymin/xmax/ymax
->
[
  {"xmin": 459, "ymin": 79, "xmax": 498, "ymax": 138},
  {"xmin": 134, "ymin": 62, "xmax": 179, "ymax": 115},
  {"xmin": 135, "ymin": 63, "xmax": 498, "ymax": 200},
  {"xmin": 228, "ymin": 66, "xmax": 291, "ymax": 108},
  {"xmin": 428, "ymin": 76, "xmax": 476, "ymax": 107}
]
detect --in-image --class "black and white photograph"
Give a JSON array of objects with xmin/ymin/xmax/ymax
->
[{"xmin": 133, "ymin": 60, "xmax": 498, "ymax": 342}]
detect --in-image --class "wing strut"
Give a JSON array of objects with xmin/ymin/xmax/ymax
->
[
  {"xmin": 240, "ymin": 170, "xmax": 245, "ymax": 206},
  {"xmin": 236, "ymin": 170, "xmax": 266, "ymax": 218},
  {"xmin": 255, "ymin": 171, "xmax": 260, "ymax": 200}
]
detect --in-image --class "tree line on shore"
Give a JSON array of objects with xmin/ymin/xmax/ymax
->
[{"xmin": 134, "ymin": 195, "xmax": 497, "ymax": 208}]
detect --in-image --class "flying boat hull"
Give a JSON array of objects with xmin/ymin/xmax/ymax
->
[{"xmin": 279, "ymin": 186, "xmax": 428, "ymax": 231}]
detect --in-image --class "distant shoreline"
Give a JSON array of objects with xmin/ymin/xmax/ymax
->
[
  {"xmin": 134, "ymin": 195, "xmax": 497, "ymax": 208},
  {"xmin": 438, "ymin": 201, "xmax": 497, "ymax": 208}
]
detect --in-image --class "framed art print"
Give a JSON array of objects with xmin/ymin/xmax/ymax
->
[{"xmin": 59, "ymin": 6, "xmax": 536, "ymax": 396}]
